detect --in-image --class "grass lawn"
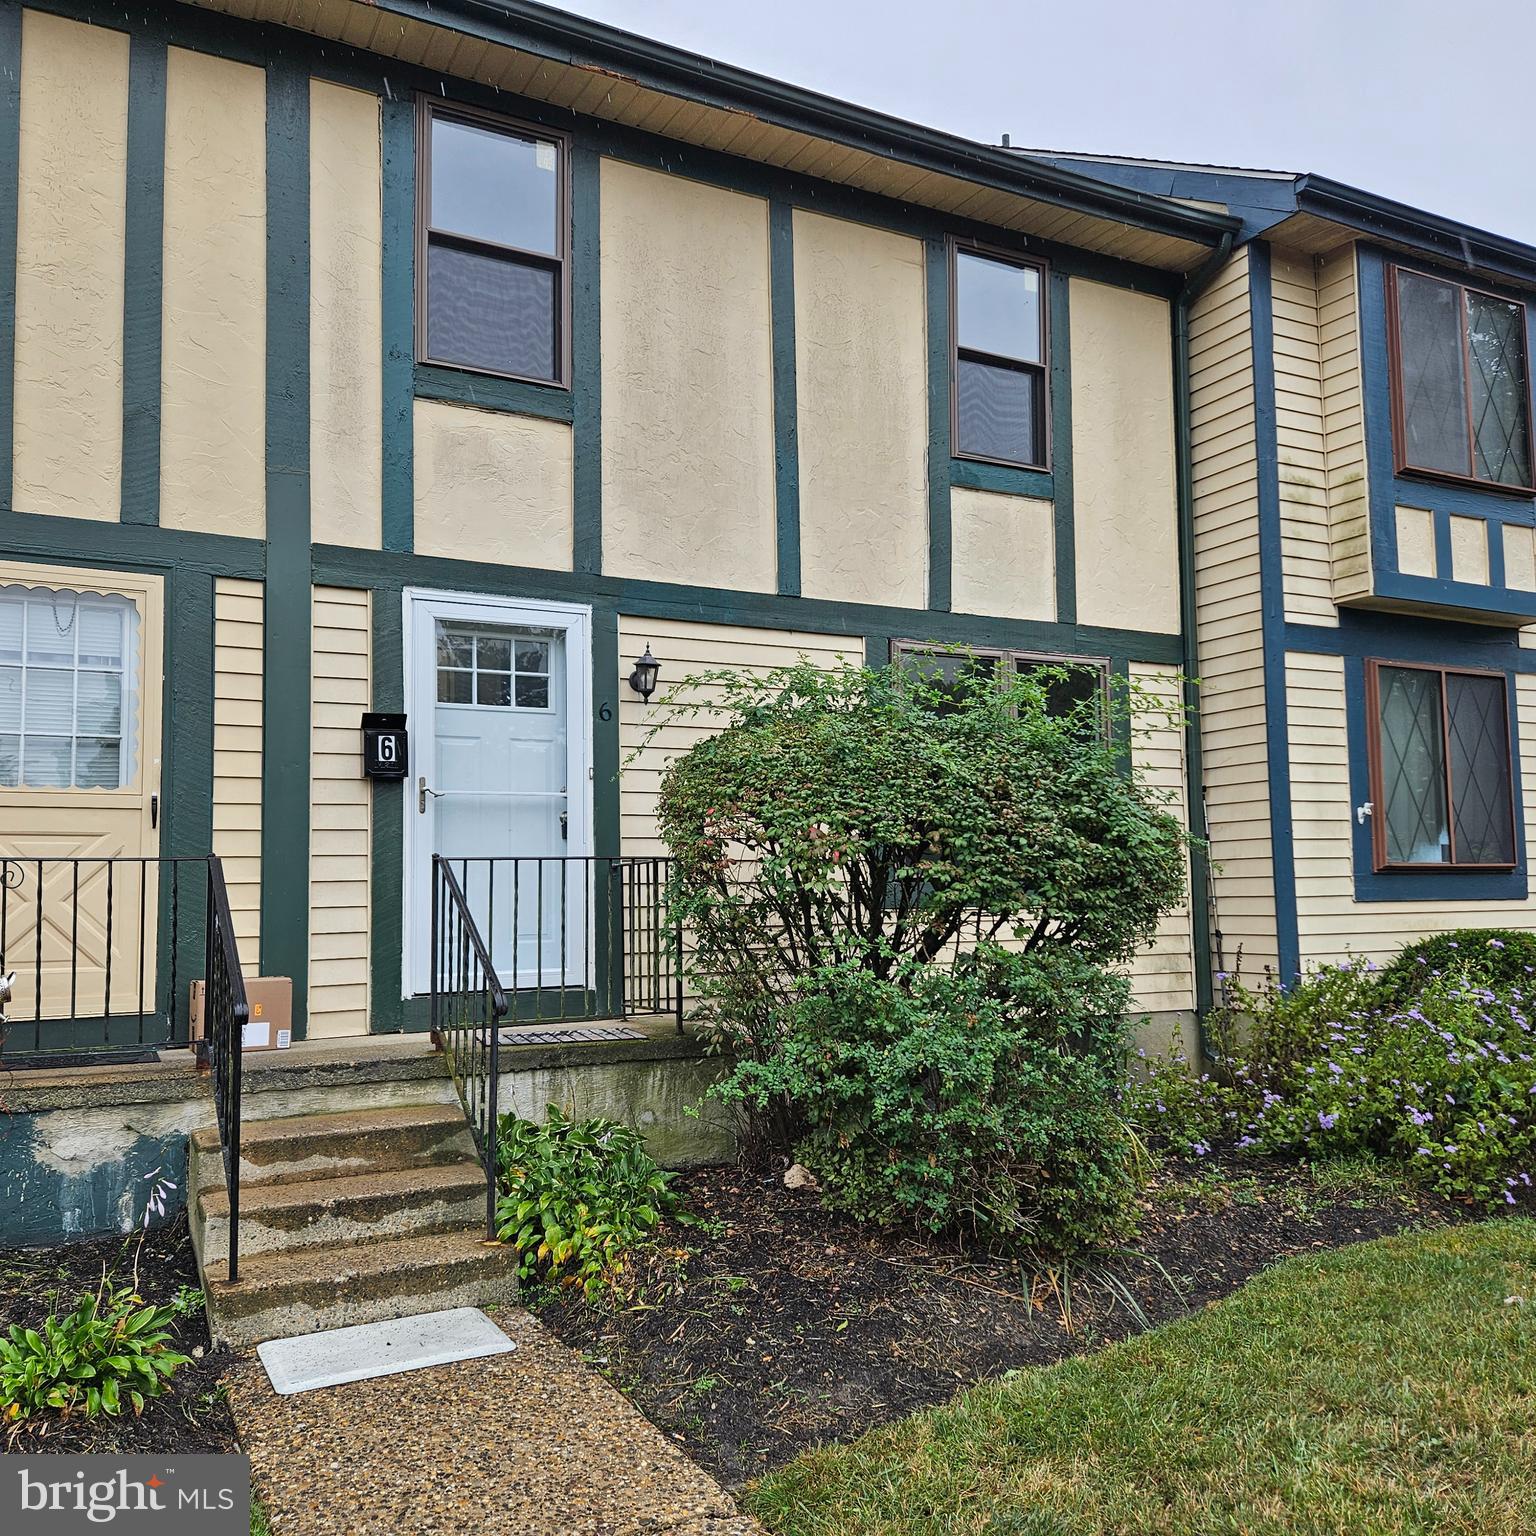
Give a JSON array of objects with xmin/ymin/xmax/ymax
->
[{"xmin": 747, "ymin": 1220, "xmax": 1536, "ymax": 1536}]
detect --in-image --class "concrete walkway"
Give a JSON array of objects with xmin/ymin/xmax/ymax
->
[{"xmin": 225, "ymin": 1307, "xmax": 763, "ymax": 1536}]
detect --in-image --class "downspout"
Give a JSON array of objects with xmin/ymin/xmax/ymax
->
[{"xmin": 1173, "ymin": 228, "xmax": 1235, "ymax": 1057}]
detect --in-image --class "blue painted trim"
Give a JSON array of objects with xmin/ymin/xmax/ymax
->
[
  {"xmin": 413, "ymin": 361, "xmax": 573, "ymax": 422},
  {"xmin": 0, "ymin": 6, "xmax": 19, "ymax": 508},
  {"xmin": 1285, "ymin": 611, "xmax": 1524, "ymax": 666},
  {"xmin": 259, "ymin": 63, "xmax": 312, "ymax": 1033},
  {"xmin": 1249, "ymin": 243, "xmax": 1301, "ymax": 982},
  {"xmin": 120, "ymin": 34, "xmax": 166, "ymax": 526},
  {"xmin": 1358, "ymin": 243, "xmax": 1536, "ymax": 621},
  {"xmin": 1048, "ymin": 271, "xmax": 1075, "ymax": 626},
  {"xmin": 925, "ymin": 238, "xmax": 951, "ymax": 612},
  {"xmin": 768, "ymin": 201, "xmax": 801, "ymax": 597},
  {"xmin": 949, "ymin": 459, "xmax": 1054, "ymax": 500},
  {"xmin": 571, "ymin": 145, "xmax": 601, "ymax": 576},
  {"xmin": 1342, "ymin": 653, "xmax": 1528, "ymax": 902},
  {"xmin": 380, "ymin": 94, "xmax": 415, "ymax": 554}
]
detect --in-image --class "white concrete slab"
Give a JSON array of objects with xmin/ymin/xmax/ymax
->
[{"xmin": 256, "ymin": 1307, "xmax": 516, "ymax": 1395}]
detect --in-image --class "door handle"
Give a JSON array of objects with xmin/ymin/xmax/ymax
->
[
  {"xmin": 560, "ymin": 811, "xmax": 568, "ymax": 841},
  {"xmin": 418, "ymin": 776, "xmax": 437, "ymax": 815},
  {"xmin": 150, "ymin": 793, "xmax": 158, "ymax": 830}
]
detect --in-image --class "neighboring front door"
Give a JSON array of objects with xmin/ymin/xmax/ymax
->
[
  {"xmin": 0, "ymin": 564, "xmax": 164, "ymax": 1043},
  {"xmin": 404, "ymin": 591, "xmax": 592, "ymax": 998}
]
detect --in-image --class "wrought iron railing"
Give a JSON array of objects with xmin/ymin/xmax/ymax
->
[
  {"xmin": 438, "ymin": 855, "xmax": 682, "ymax": 1029},
  {"xmin": 201, "ymin": 855, "xmax": 250, "ymax": 1282},
  {"xmin": 429, "ymin": 855, "xmax": 510, "ymax": 1241},
  {"xmin": 0, "ymin": 855, "xmax": 213, "ymax": 1061}
]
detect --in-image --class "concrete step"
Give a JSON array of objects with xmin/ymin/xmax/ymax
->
[
  {"xmin": 202, "ymin": 1229, "xmax": 517, "ymax": 1347},
  {"xmin": 189, "ymin": 1103, "xmax": 476, "ymax": 1197},
  {"xmin": 193, "ymin": 1160, "xmax": 492, "ymax": 1265}
]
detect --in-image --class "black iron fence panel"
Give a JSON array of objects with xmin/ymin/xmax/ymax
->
[{"xmin": 202, "ymin": 855, "xmax": 250, "ymax": 1281}]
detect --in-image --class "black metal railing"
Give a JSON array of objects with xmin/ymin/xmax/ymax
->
[
  {"xmin": 202, "ymin": 856, "xmax": 250, "ymax": 1282},
  {"xmin": 438, "ymin": 855, "xmax": 682, "ymax": 1029},
  {"xmin": 429, "ymin": 855, "xmax": 511, "ymax": 1241},
  {"xmin": 0, "ymin": 856, "xmax": 214, "ymax": 1061}
]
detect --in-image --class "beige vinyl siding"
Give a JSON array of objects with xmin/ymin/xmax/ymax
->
[
  {"xmin": 1271, "ymin": 247, "xmax": 1336, "ymax": 627},
  {"xmin": 1126, "ymin": 663, "xmax": 1194, "ymax": 1015},
  {"xmin": 618, "ymin": 616, "xmax": 857, "ymax": 856},
  {"xmin": 212, "ymin": 579, "xmax": 263, "ymax": 969},
  {"xmin": 308, "ymin": 587, "xmax": 372, "ymax": 1038},
  {"xmin": 1189, "ymin": 246, "xmax": 1279, "ymax": 979},
  {"xmin": 1287, "ymin": 651, "xmax": 1536, "ymax": 964},
  {"xmin": 1319, "ymin": 244, "xmax": 1370, "ymax": 603}
]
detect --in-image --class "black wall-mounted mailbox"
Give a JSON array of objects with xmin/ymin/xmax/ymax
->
[{"xmin": 361, "ymin": 712, "xmax": 409, "ymax": 780}]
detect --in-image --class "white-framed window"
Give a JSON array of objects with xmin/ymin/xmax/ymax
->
[{"xmin": 0, "ymin": 587, "xmax": 139, "ymax": 789}]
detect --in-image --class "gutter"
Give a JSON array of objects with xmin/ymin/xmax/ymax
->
[
  {"xmin": 367, "ymin": 0, "xmax": 1240, "ymax": 253},
  {"xmin": 1172, "ymin": 228, "xmax": 1235, "ymax": 1044}
]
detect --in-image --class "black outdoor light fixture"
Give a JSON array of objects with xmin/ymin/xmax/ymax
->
[{"xmin": 628, "ymin": 645, "xmax": 661, "ymax": 702}]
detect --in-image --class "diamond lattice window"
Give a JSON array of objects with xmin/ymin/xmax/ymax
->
[
  {"xmin": 1371, "ymin": 661, "xmax": 1516, "ymax": 869},
  {"xmin": 1392, "ymin": 267, "xmax": 1533, "ymax": 491}
]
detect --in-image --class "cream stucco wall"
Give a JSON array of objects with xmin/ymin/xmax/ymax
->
[
  {"xmin": 1449, "ymin": 514, "xmax": 1489, "ymax": 586},
  {"xmin": 600, "ymin": 160, "xmax": 776, "ymax": 592},
  {"xmin": 412, "ymin": 399, "xmax": 572, "ymax": 567},
  {"xmin": 1070, "ymin": 277, "xmax": 1179, "ymax": 634},
  {"xmin": 161, "ymin": 47, "xmax": 266, "ymax": 536},
  {"xmin": 948, "ymin": 487, "xmax": 1054, "ymax": 621},
  {"xmin": 1395, "ymin": 506, "xmax": 1435, "ymax": 578},
  {"xmin": 793, "ymin": 210, "xmax": 927, "ymax": 609},
  {"xmin": 310, "ymin": 79, "xmax": 382, "ymax": 550},
  {"xmin": 13, "ymin": 11, "xmax": 129, "ymax": 522}
]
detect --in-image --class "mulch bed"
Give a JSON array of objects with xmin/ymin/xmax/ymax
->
[
  {"xmin": 535, "ymin": 1157, "xmax": 1476, "ymax": 1489},
  {"xmin": 0, "ymin": 1215, "xmax": 240, "ymax": 1455}
]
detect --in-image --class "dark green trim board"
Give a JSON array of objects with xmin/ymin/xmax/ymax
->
[
  {"xmin": 380, "ymin": 94, "xmax": 415, "ymax": 554},
  {"xmin": 0, "ymin": 507, "xmax": 264, "ymax": 576},
  {"xmin": 1048, "ymin": 273, "xmax": 1076, "ymax": 627},
  {"xmin": 368, "ymin": 580, "xmax": 406, "ymax": 1032},
  {"xmin": 571, "ymin": 145, "xmax": 602, "ymax": 576},
  {"xmin": 414, "ymin": 361, "xmax": 573, "ymax": 422},
  {"xmin": 925, "ymin": 239, "xmax": 951, "ymax": 611},
  {"xmin": 259, "ymin": 64, "xmax": 313, "ymax": 1033},
  {"xmin": 769, "ymin": 201, "xmax": 801, "ymax": 597},
  {"xmin": 0, "ymin": 4, "xmax": 19, "ymax": 507},
  {"xmin": 120, "ymin": 34, "xmax": 166, "ymax": 526}
]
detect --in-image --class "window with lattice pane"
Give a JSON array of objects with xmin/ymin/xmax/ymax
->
[
  {"xmin": 1389, "ymin": 266, "xmax": 1533, "ymax": 491},
  {"xmin": 1369, "ymin": 660, "xmax": 1516, "ymax": 869}
]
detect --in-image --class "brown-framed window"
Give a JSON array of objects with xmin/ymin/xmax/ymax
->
[
  {"xmin": 1387, "ymin": 265, "xmax": 1533, "ymax": 492},
  {"xmin": 950, "ymin": 242, "xmax": 1048, "ymax": 469},
  {"xmin": 417, "ymin": 100, "xmax": 569, "ymax": 386},
  {"xmin": 893, "ymin": 642, "xmax": 1106, "ymax": 729},
  {"xmin": 1367, "ymin": 659, "xmax": 1517, "ymax": 869}
]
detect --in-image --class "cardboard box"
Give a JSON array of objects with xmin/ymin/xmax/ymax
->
[{"xmin": 189, "ymin": 977, "xmax": 293, "ymax": 1051}]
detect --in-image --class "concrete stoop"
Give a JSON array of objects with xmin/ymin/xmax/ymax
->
[{"xmin": 190, "ymin": 1104, "xmax": 515, "ymax": 1347}]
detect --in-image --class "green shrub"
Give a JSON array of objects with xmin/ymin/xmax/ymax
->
[
  {"xmin": 495, "ymin": 1105, "xmax": 682, "ymax": 1302},
  {"xmin": 0, "ymin": 1280, "xmax": 199, "ymax": 1422},
  {"xmin": 1378, "ymin": 928, "xmax": 1536, "ymax": 1001},
  {"xmin": 715, "ymin": 948, "xmax": 1140, "ymax": 1253}
]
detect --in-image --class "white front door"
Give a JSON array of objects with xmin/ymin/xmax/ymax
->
[{"xmin": 404, "ymin": 592, "xmax": 592, "ymax": 997}]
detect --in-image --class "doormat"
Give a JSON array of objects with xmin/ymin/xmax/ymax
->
[
  {"xmin": 256, "ymin": 1307, "xmax": 515, "ymax": 1396},
  {"xmin": 495, "ymin": 1023, "xmax": 647, "ymax": 1046}
]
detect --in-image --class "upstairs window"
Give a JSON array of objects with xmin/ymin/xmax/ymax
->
[
  {"xmin": 1369, "ymin": 660, "xmax": 1516, "ymax": 869},
  {"xmin": 418, "ymin": 103, "xmax": 568, "ymax": 385},
  {"xmin": 951, "ymin": 244, "xmax": 1047, "ymax": 468},
  {"xmin": 1389, "ymin": 266, "xmax": 1532, "ymax": 491}
]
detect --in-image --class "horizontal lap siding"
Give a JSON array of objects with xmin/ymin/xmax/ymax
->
[
  {"xmin": 308, "ymin": 587, "xmax": 372, "ymax": 1037},
  {"xmin": 1272, "ymin": 247, "xmax": 1335, "ymax": 627},
  {"xmin": 1128, "ymin": 663, "xmax": 1194, "ymax": 1014},
  {"xmin": 1190, "ymin": 248, "xmax": 1279, "ymax": 979},
  {"xmin": 1287, "ymin": 652, "xmax": 1536, "ymax": 963},
  {"xmin": 618, "ymin": 618, "xmax": 858, "ymax": 857},
  {"xmin": 1319, "ymin": 245, "xmax": 1370, "ymax": 602},
  {"xmin": 213, "ymin": 579, "xmax": 263, "ymax": 970}
]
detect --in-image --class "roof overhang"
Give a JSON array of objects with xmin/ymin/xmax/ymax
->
[{"xmin": 186, "ymin": 0, "xmax": 1238, "ymax": 272}]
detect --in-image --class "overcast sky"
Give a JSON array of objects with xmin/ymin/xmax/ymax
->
[{"xmin": 555, "ymin": 0, "xmax": 1536, "ymax": 245}]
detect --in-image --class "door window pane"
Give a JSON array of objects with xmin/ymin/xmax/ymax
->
[
  {"xmin": 956, "ymin": 251, "xmax": 1041, "ymax": 363},
  {"xmin": 1467, "ymin": 293, "xmax": 1531, "ymax": 487},
  {"xmin": 430, "ymin": 117, "xmax": 559, "ymax": 256},
  {"xmin": 1378, "ymin": 665, "xmax": 1449, "ymax": 864},
  {"xmin": 1446, "ymin": 672, "xmax": 1515, "ymax": 863}
]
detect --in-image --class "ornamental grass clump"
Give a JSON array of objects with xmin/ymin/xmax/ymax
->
[
  {"xmin": 654, "ymin": 656, "xmax": 1192, "ymax": 1253},
  {"xmin": 1128, "ymin": 936, "xmax": 1536, "ymax": 1205}
]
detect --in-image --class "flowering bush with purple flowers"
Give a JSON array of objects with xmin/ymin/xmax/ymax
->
[
  {"xmin": 1127, "ymin": 941, "xmax": 1536, "ymax": 1206},
  {"xmin": 1378, "ymin": 928, "xmax": 1536, "ymax": 1004}
]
